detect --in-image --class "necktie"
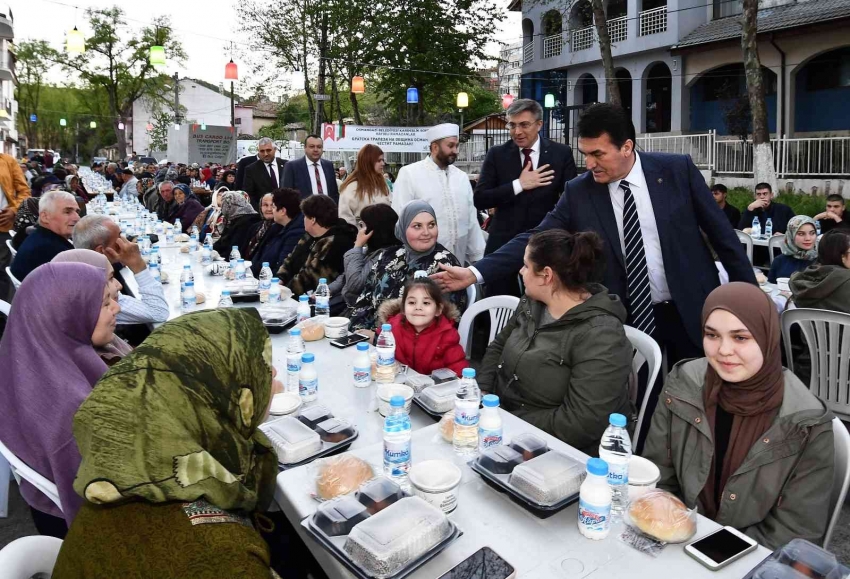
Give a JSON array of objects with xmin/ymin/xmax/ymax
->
[
  {"xmin": 267, "ymin": 163, "xmax": 275, "ymax": 185},
  {"xmin": 314, "ymin": 163, "xmax": 324, "ymax": 195},
  {"xmin": 522, "ymin": 148, "xmax": 533, "ymax": 170},
  {"xmin": 621, "ymin": 180, "xmax": 656, "ymax": 336}
]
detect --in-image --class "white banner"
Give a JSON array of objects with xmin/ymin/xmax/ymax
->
[
  {"xmin": 321, "ymin": 123, "xmax": 431, "ymax": 153},
  {"xmin": 236, "ymin": 140, "xmax": 292, "ymax": 159}
]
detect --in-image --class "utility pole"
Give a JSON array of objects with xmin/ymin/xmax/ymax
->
[
  {"xmin": 75, "ymin": 119, "xmax": 79, "ymax": 164},
  {"xmin": 173, "ymin": 72, "xmax": 181, "ymax": 125},
  {"xmin": 230, "ymin": 82, "xmax": 235, "ymax": 131},
  {"xmin": 314, "ymin": 11, "xmax": 328, "ymax": 134}
]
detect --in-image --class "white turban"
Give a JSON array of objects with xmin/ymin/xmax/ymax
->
[{"xmin": 425, "ymin": 123, "xmax": 459, "ymax": 143}]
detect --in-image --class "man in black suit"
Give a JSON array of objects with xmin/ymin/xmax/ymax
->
[
  {"xmin": 474, "ymin": 98, "xmax": 577, "ymax": 296},
  {"xmin": 242, "ymin": 137, "xmax": 287, "ymax": 210},
  {"xmin": 281, "ymin": 134, "xmax": 339, "ymax": 203}
]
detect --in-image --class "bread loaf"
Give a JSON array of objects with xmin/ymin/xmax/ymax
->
[
  {"xmin": 195, "ymin": 292, "xmax": 206, "ymax": 304},
  {"xmin": 439, "ymin": 410, "xmax": 454, "ymax": 442},
  {"xmin": 316, "ymin": 455, "xmax": 374, "ymax": 500},
  {"xmin": 298, "ymin": 319, "xmax": 325, "ymax": 341},
  {"xmin": 627, "ymin": 489, "xmax": 696, "ymax": 543}
]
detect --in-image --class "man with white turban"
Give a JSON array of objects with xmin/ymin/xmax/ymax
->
[{"xmin": 392, "ymin": 123, "xmax": 485, "ymax": 265}]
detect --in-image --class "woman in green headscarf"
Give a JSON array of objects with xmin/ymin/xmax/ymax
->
[{"xmin": 53, "ymin": 309, "xmax": 283, "ymax": 579}]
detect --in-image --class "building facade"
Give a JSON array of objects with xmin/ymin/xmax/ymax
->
[
  {"xmin": 498, "ymin": 41, "xmax": 523, "ymax": 97},
  {"xmin": 0, "ymin": 6, "xmax": 17, "ymax": 157}
]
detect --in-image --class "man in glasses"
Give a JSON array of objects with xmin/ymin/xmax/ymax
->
[{"xmin": 473, "ymin": 98, "xmax": 577, "ymax": 296}]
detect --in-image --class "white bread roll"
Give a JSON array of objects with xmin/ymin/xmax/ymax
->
[
  {"xmin": 627, "ymin": 489, "xmax": 696, "ymax": 543},
  {"xmin": 316, "ymin": 455, "xmax": 374, "ymax": 500}
]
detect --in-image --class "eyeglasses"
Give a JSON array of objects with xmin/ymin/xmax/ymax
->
[{"xmin": 506, "ymin": 121, "xmax": 539, "ymax": 130}]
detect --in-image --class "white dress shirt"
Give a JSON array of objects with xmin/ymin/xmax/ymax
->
[
  {"xmin": 116, "ymin": 267, "xmax": 170, "ymax": 324},
  {"xmin": 306, "ymin": 158, "xmax": 330, "ymax": 196},
  {"xmin": 608, "ymin": 152, "xmax": 671, "ymax": 303},
  {"xmin": 511, "ymin": 136, "xmax": 541, "ymax": 195}
]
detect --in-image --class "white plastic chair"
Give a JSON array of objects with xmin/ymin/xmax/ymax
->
[
  {"xmin": 5, "ymin": 266, "xmax": 21, "ymax": 290},
  {"xmin": 624, "ymin": 326, "xmax": 663, "ymax": 449},
  {"xmin": 0, "ymin": 536, "xmax": 63, "ymax": 578},
  {"xmin": 457, "ymin": 295, "xmax": 520, "ymax": 358},
  {"xmin": 768, "ymin": 234, "xmax": 784, "ymax": 264},
  {"xmin": 825, "ymin": 417, "xmax": 850, "ymax": 550},
  {"xmin": 734, "ymin": 230, "xmax": 753, "ymax": 264},
  {"xmin": 781, "ymin": 309, "xmax": 850, "ymax": 421},
  {"xmin": 0, "ymin": 300, "xmax": 9, "ymax": 517},
  {"xmin": 0, "ymin": 438, "xmax": 63, "ymax": 512},
  {"xmin": 5, "ymin": 237, "xmax": 15, "ymax": 257},
  {"xmin": 0, "ymin": 298, "xmax": 9, "ymax": 316}
]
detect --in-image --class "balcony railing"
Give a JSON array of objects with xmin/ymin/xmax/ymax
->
[
  {"xmin": 523, "ymin": 42, "xmax": 533, "ymax": 63},
  {"xmin": 542, "ymin": 33, "xmax": 563, "ymax": 59},
  {"xmin": 640, "ymin": 6, "xmax": 668, "ymax": 36},
  {"xmin": 571, "ymin": 26, "xmax": 595, "ymax": 52},
  {"xmin": 608, "ymin": 16, "xmax": 627, "ymax": 43}
]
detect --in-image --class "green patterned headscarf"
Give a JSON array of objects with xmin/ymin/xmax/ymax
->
[{"xmin": 72, "ymin": 308, "xmax": 278, "ymax": 512}]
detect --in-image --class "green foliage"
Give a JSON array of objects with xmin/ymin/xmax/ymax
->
[{"xmin": 726, "ymin": 187, "xmax": 828, "ymax": 218}]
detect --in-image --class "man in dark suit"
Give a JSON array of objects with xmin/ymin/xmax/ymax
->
[
  {"xmin": 242, "ymin": 137, "xmax": 287, "ymax": 210},
  {"xmin": 474, "ymin": 98, "xmax": 577, "ymax": 296},
  {"xmin": 281, "ymin": 134, "xmax": 339, "ymax": 203}
]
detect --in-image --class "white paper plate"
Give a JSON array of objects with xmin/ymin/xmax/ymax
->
[{"xmin": 269, "ymin": 392, "xmax": 302, "ymax": 416}]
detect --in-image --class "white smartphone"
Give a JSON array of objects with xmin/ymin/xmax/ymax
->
[{"xmin": 685, "ymin": 526, "xmax": 759, "ymax": 571}]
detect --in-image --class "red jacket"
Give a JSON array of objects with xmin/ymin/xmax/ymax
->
[{"xmin": 384, "ymin": 312, "xmax": 468, "ymax": 377}]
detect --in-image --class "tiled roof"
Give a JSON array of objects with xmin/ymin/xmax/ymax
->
[{"xmin": 674, "ymin": 0, "xmax": 850, "ymax": 48}]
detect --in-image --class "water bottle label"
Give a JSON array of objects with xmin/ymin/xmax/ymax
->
[
  {"xmin": 287, "ymin": 358, "xmax": 302, "ymax": 374},
  {"xmin": 455, "ymin": 407, "xmax": 480, "ymax": 427},
  {"xmin": 297, "ymin": 313, "xmax": 310, "ymax": 323},
  {"xmin": 182, "ymin": 296, "xmax": 196, "ymax": 309},
  {"xmin": 316, "ymin": 296, "xmax": 329, "ymax": 307},
  {"xmin": 353, "ymin": 366, "xmax": 371, "ymax": 385},
  {"xmin": 269, "ymin": 292, "xmax": 281, "ymax": 304},
  {"xmin": 236, "ymin": 270, "xmax": 246, "ymax": 280},
  {"xmin": 384, "ymin": 440, "xmax": 411, "ymax": 476},
  {"xmin": 578, "ymin": 498, "xmax": 611, "ymax": 533},
  {"xmin": 606, "ymin": 462, "xmax": 629, "ymax": 487},
  {"xmin": 377, "ymin": 352, "xmax": 395, "ymax": 367},
  {"xmin": 479, "ymin": 427, "xmax": 502, "ymax": 449},
  {"xmin": 299, "ymin": 377, "xmax": 318, "ymax": 397},
  {"xmin": 260, "ymin": 280, "xmax": 271, "ymax": 291}
]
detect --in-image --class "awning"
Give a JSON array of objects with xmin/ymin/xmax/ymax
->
[{"xmin": 0, "ymin": 21, "xmax": 12, "ymax": 40}]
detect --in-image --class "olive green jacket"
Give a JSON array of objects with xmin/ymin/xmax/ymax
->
[
  {"xmin": 478, "ymin": 286, "xmax": 634, "ymax": 456},
  {"xmin": 643, "ymin": 358, "xmax": 834, "ymax": 549}
]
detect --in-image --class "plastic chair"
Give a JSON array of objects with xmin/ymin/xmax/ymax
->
[
  {"xmin": 624, "ymin": 326, "xmax": 663, "ymax": 449},
  {"xmin": 5, "ymin": 266, "xmax": 21, "ymax": 290},
  {"xmin": 0, "ymin": 438, "xmax": 63, "ymax": 512},
  {"xmin": 781, "ymin": 309, "xmax": 850, "ymax": 421},
  {"xmin": 825, "ymin": 418, "xmax": 850, "ymax": 550},
  {"xmin": 734, "ymin": 230, "xmax": 753, "ymax": 264},
  {"xmin": 457, "ymin": 295, "xmax": 520, "ymax": 358},
  {"xmin": 5, "ymin": 237, "xmax": 15, "ymax": 257},
  {"xmin": 465, "ymin": 283, "xmax": 477, "ymax": 306},
  {"xmin": 0, "ymin": 536, "xmax": 63, "ymax": 578},
  {"xmin": 768, "ymin": 235, "xmax": 784, "ymax": 264},
  {"xmin": 0, "ymin": 298, "xmax": 9, "ymax": 316}
]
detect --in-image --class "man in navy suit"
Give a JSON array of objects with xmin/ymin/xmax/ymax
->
[
  {"xmin": 243, "ymin": 137, "xmax": 287, "ymax": 210},
  {"xmin": 435, "ymin": 102, "xmax": 756, "ymax": 372},
  {"xmin": 281, "ymin": 134, "xmax": 339, "ymax": 203},
  {"xmin": 474, "ymin": 98, "xmax": 577, "ymax": 296}
]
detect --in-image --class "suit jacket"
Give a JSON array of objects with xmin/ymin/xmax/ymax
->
[
  {"xmin": 281, "ymin": 157, "xmax": 339, "ymax": 203},
  {"xmin": 475, "ymin": 152, "xmax": 757, "ymax": 346},
  {"xmin": 234, "ymin": 155, "xmax": 258, "ymax": 190},
  {"xmin": 243, "ymin": 157, "xmax": 287, "ymax": 209},
  {"xmin": 474, "ymin": 137, "xmax": 577, "ymax": 253}
]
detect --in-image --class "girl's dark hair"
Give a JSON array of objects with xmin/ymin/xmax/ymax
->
[
  {"xmin": 401, "ymin": 277, "xmax": 448, "ymax": 316},
  {"xmin": 360, "ymin": 203, "xmax": 399, "ymax": 252},
  {"xmin": 527, "ymin": 229, "xmax": 605, "ymax": 292},
  {"xmin": 817, "ymin": 229, "xmax": 850, "ymax": 267}
]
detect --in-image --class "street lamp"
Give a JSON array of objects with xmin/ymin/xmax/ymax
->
[
  {"xmin": 351, "ymin": 76, "xmax": 366, "ymax": 94},
  {"xmin": 90, "ymin": 121, "xmax": 97, "ymax": 129},
  {"xmin": 225, "ymin": 55, "xmax": 238, "ymax": 132},
  {"xmin": 406, "ymin": 87, "xmax": 419, "ymax": 126},
  {"xmin": 60, "ymin": 118, "xmax": 67, "ymax": 127},
  {"xmin": 456, "ymin": 92, "xmax": 468, "ymax": 132},
  {"xmin": 66, "ymin": 26, "xmax": 85, "ymax": 54},
  {"xmin": 544, "ymin": 93, "xmax": 555, "ymax": 108}
]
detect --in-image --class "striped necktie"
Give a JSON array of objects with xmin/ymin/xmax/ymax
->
[{"xmin": 621, "ymin": 180, "xmax": 656, "ymax": 336}]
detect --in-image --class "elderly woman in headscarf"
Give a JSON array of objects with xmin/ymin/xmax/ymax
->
[
  {"xmin": 137, "ymin": 177, "xmax": 158, "ymax": 212},
  {"xmin": 767, "ymin": 215, "xmax": 818, "ymax": 283},
  {"xmin": 65, "ymin": 174, "xmax": 90, "ymax": 202},
  {"xmin": 192, "ymin": 187, "xmax": 226, "ymax": 240},
  {"xmin": 243, "ymin": 193, "xmax": 275, "ymax": 260},
  {"xmin": 643, "ymin": 282, "xmax": 834, "ymax": 549},
  {"xmin": 345, "ymin": 199, "xmax": 466, "ymax": 331},
  {"xmin": 52, "ymin": 309, "xmax": 284, "ymax": 578},
  {"xmin": 172, "ymin": 183, "xmax": 205, "ymax": 234},
  {"xmin": 0, "ymin": 262, "xmax": 121, "ymax": 537},
  {"xmin": 212, "ymin": 191, "xmax": 262, "ymax": 258}
]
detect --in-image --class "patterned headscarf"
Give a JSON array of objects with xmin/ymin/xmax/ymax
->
[
  {"xmin": 72, "ymin": 309, "xmax": 278, "ymax": 511},
  {"xmin": 781, "ymin": 215, "xmax": 819, "ymax": 261},
  {"xmin": 220, "ymin": 190, "xmax": 257, "ymax": 227},
  {"xmin": 139, "ymin": 177, "xmax": 156, "ymax": 195}
]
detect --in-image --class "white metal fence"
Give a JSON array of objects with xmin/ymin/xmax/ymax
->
[
  {"xmin": 571, "ymin": 26, "xmax": 595, "ymax": 52},
  {"xmin": 542, "ymin": 33, "xmax": 563, "ymax": 59},
  {"xmin": 639, "ymin": 6, "xmax": 667, "ymax": 36},
  {"xmin": 715, "ymin": 136, "xmax": 850, "ymax": 177},
  {"xmin": 608, "ymin": 16, "xmax": 628, "ymax": 43},
  {"xmin": 637, "ymin": 131, "xmax": 715, "ymax": 170}
]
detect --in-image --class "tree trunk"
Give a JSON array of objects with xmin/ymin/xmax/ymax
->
[
  {"xmin": 741, "ymin": 0, "xmax": 777, "ymax": 189},
  {"xmin": 328, "ymin": 62, "xmax": 344, "ymax": 125},
  {"xmin": 315, "ymin": 12, "xmax": 329, "ymax": 134},
  {"xmin": 591, "ymin": 0, "xmax": 620, "ymax": 107}
]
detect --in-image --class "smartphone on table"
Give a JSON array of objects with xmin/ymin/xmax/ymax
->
[
  {"xmin": 329, "ymin": 333, "xmax": 371, "ymax": 349},
  {"xmin": 685, "ymin": 526, "xmax": 759, "ymax": 571},
  {"xmin": 438, "ymin": 546, "xmax": 516, "ymax": 579}
]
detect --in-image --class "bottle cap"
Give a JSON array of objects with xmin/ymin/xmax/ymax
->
[
  {"xmin": 609, "ymin": 413, "xmax": 627, "ymax": 427},
  {"xmin": 587, "ymin": 457, "xmax": 609, "ymax": 477},
  {"xmin": 271, "ymin": 278, "xmax": 279, "ymax": 283},
  {"xmin": 302, "ymin": 352, "xmax": 315, "ymax": 363},
  {"xmin": 356, "ymin": 343, "xmax": 369, "ymax": 351},
  {"xmin": 462, "ymin": 368, "xmax": 476, "ymax": 378},
  {"xmin": 482, "ymin": 394, "xmax": 499, "ymax": 407},
  {"xmin": 262, "ymin": 262, "xmax": 269, "ymax": 267},
  {"xmin": 237, "ymin": 258, "xmax": 245, "ymax": 263},
  {"xmin": 232, "ymin": 245, "xmax": 238, "ymax": 249},
  {"xmin": 183, "ymin": 264, "xmax": 191, "ymax": 269},
  {"xmin": 299, "ymin": 295, "xmax": 309, "ymax": 302},
  {"xmin": 289, "ymin": 328, "xmax": 302, "ymax": 336},
  {"xmin": 221, "ymin": 290, "xmax": 230, "ymax": 296},
  {"xmin": 390, "ymin": 395, "xmax": 405, "ymax": 408},
  {"xmin": 381, "ymin": 324, "xmax": 392, "ymax": 331},
  {"xmin": 319, "ymin": 278, "xmax": 327, "ymax": 284}
]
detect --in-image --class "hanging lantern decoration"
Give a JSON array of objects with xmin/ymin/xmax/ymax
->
[
  {"xmin": 224, "ymin": 59, "xmax": 238, "ymax": 81},
  {"xmin": 174, "ymin": 123, "xmax": 180, "ymax": 131},
  {"xmin": 149, "ymin": 45, "xmax": 166, "ymax": 66},
  {"xmin": 456, "ymin": 92, "xmax": 469, "ymax": 109},
  {"xmin": 60, "ymin": 118, "xmax": 67, "ymax": 127},
  {"xmin": 351, "ymin": 76, "xmax": 365, "ymax": 94},
  {"xmin": 118, "ymin": 122, "xmax": 125, "ymax": 130},
  {"xmin": 201, "ymin": 122, "xmax": 207, "ymax": 130},
  {"xmin": 90, "ymin": 121, "xmax": 97, "ymax": 128},
  {"xmin": 146, "ymin": 122, "xmax": 154, "ymax": 131},
  {"xmin": 406, "ymin": 87, "xmax": 419, "ymax": 104},
  {"xmin": 66, "ymin": 26, "xmax": 85, "ymax": 54},
  {"xmin": 502, "ymin": 93, "xmax": 514, "ymax": 109},
  {"xmin": 544, "ymin": 93, "xmax": 556, "ymax": 108}
]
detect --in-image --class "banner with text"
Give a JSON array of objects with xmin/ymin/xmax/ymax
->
[
  {"xmin": 321, "ymin": 123, "xmax": 431, "ymax": 153},
  {"xmin": 187, "ymin": 126, "xmax": 236, "ymax": 165}
]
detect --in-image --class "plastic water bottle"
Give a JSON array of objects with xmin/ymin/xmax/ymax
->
[
  {"xmin": 218, "ymin": 290, "xmax": 233, "ymax": 308},
  {"xmin": 765, "ymin": 217, "xmax": 773, "ymax": 237},
  {"xmin": 453, "ymin": 368, "xmax": 482, "ymax": 456},
  {"xmin": 235, "ymin": 258, "xmax": 246, "ymax": 281},
  {"xmin": 190, "ymin": 225, "xmax": 199, "ymax": 238},
  {"xmin": 149, "ymin": 262, "xmax": 161, "ymax": 283},
  {"xmin": 286, "ymin": 328, "xmax": 305, "ymax": 393},
  {"xmin": 174, "ymin": 218, "xmax": 182, "ymax": 234},
  {"xmin": 149, "ymin": 247, "xmax": 160, "ymax": 267},
  {"xmin": 598, "ymin": 413, "xmax": 632, "ymax": 516},
  {"xmin": 180, "ymin": 264, "xmax": 194, "ymax": 303},
  {"xmin": 297, "ymin": 295, "xmax": 311, "ymax": 322},
  {"xmin": 376, "ymin": 324, "xmax": 396, "ymax": 384},
  {"xmin": 353, "ymin": 342, "xmax": 372, "ymax": 388},
  {"xmin": 165, "ymin": 227, "xmax": 174, "ymax": 245},
  {"xmin": 578, "ymin": 458, "xmax": 612, "ymax": 540},
  {"xmin": 752, "ymin": 216, "xmax": 761, "ymax": 238},
  {"xmin": 816, "ymin": 220, "xmax": 822, "ymax": 236},
  {"xmin": 299, "ymin": 353, "xmax": 318, "ymax": 402},
  {"xmin": 269, "ymin": 279, "xmax": 281, "ymax": 304},
  {"xmin": 155, "ymin": 220, "xmax": 164, "ymax": 236},
  {"xmin": 201, "ymin": 238, "xmax": 212, "ymax": 265},
  {"xmin": 315, "ymin": 277, "xmax": 330, "ymax": 318},
  {"xmin": 189, "ymin": 233, "xmax": 198, "ymax": 252},
  {"xmin": 259, "ymin": 262, "xmax": 273, "ymax": 302},
  {"xmin": 383, "ymin": 396, "xmax": 412, "ymax": 486},
  {"xmin": 182, "ymin": 280, "xmax": 196, "ymax": 312},
  {"xmin": 479, "ymin": 394, "xmax": 503, "ymax": 451},
  {"xmin": 229, "ymin": 245, "xmax": 241, "ymax": 264},
  {"xmin": 141, "ymin": 247, "xmax": 151, "ymax": 265}
]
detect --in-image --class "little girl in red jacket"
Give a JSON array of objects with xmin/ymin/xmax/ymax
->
[{"xmin": 376, "ymin": 277, "xmax": 468, "ymax": 376}]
